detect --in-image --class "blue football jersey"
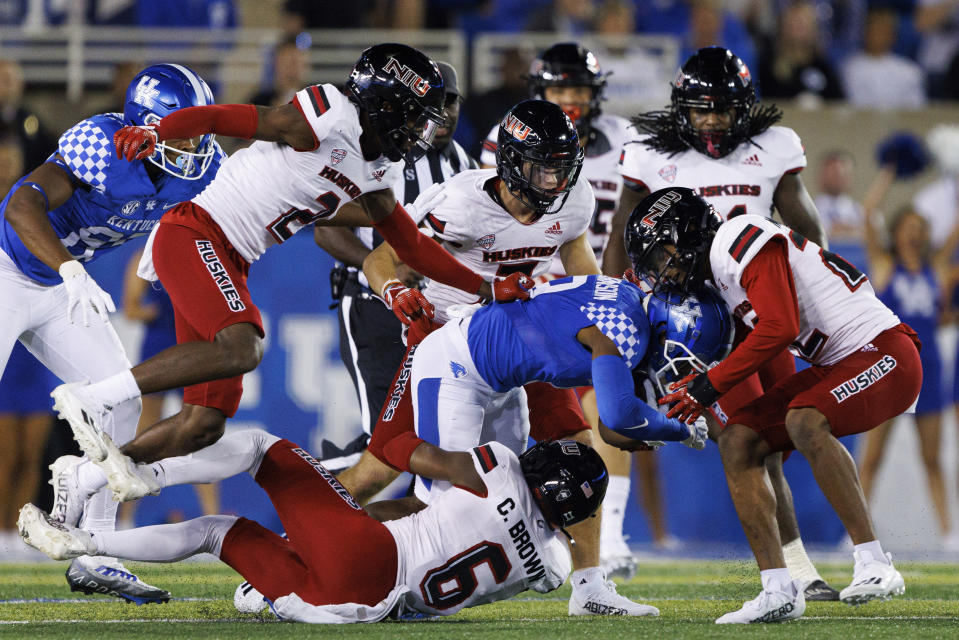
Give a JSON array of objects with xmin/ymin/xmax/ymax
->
[
  {"xmin": 0, "ymin": 112, "xmax": 225, "ymax": 285},
  {"xmin": 467, "ymin": 275, "xmax": 651, "ymax": 392}
]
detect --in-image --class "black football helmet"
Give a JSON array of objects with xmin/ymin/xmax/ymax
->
[
  {"xmin": 671, "ymin": 46, "xmax": 756, "ymax": 159},
  {"xmin": 496, "ymin": 99, "xmax": 584, "ymax": 215},
  {"xmin": 527, "ymin": 43, "xmax": 607, "ymax": 137},
  {"xmin": 625, "ymin": 187, "xmax": 722, "ymax": 297},
  {"xmin": 520, "ymin": 440, "xmax": 608, "ymax": 530},
  {"xmin": 346, "ymin": 43, "xmax": 446, "ymax": 163}
]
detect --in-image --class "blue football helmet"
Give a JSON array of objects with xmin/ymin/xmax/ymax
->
[
  {"xmin": 643, "ymin": 284, "xmax": 733, "ymax": 397},
  {"xmin": 123, "ymin": 63, "xmax": 217, "ymax": 180}
]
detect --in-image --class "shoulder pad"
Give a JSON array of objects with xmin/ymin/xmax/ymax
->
[
  {"xmin": 57, "ymin": 115, "xmax": 123, "ymax": 191},
  {"xmin": 293, "ymin": 84, "xmax": 347, "ymax": 151}
]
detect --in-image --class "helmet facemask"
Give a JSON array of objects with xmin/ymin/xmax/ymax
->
[
  {"xmin": 369, "ymin": 96, "xmax": 444, "ymax": 164},
  {"xmin": 503, "ymin": 150, "xmax": 583, "ymax": 214},
  {"xmin": 142, "ymin": 113, "xmax": 215, "ymax": 181}
]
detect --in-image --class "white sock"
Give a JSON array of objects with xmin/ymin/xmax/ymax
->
[
  {"xmin": 91, "ymin": 515, "xmax": 237, "ymax": 562},
  {"xmin": 782, "ymin": 537, "xmax": 823, "ymax": 584},
  {"xmin": 152, "ymin": 429, "xmax": 280, "ymax": 487},
  {"xmin": 76, "ymin": 460, "xmax": 108, "ymax": 494},
  {"xmin": 80, "ymin": 486, "xmax": 119, "ymax": 533},
  {"xmin": 600, "ymin": 474, "xmax": 629, "ymax": 546},
  {"xmin": 571, "ymin": 566, "xmax": 605, "ymax": 590},
  {"xmin": 854, "ymin": 540, "xmax": 890, "ymax": 564},
  {"xmin": 86, "ymin": 370, "xmax": 141, "ymax": 407},
  {"xmin": 760, "ymin": 567, "xmax": 793, "ymax": 593}
]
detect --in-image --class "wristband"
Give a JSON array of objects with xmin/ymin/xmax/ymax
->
[
  {"xmin": 688, "ymin": 371, "xmax": 720, "ymax": 406},
  {"xmin": 380, "ymin": 278, "xmax": 404, "ymax": 300},
  {"xmin": 381, "ymin": 430, "xmax": 426, "ymax": 473},
  {"xmin": 58, "ymin": 260, "xmax": 85, "ymax": 279}
]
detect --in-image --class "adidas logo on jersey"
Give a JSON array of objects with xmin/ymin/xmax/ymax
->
[
  {"xmin": 545, "ymin": 221, "xmax": 562, "ymax": 236},
  {"xmin": 742, "ymin": 154, "xmax": 762, "ymax": 166}
]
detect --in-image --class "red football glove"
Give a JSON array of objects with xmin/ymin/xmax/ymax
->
[
  {"xmin": 382, "ymin": 280, "xmax": 434, "ymax": 326},
  {"xmin": 492, "ymin": 272, "xmax": 534, "ymax": 302},
  {"xmin": 114, "ymin": 125, "xmax": 159, "ymax": 161},
  {"xmin": 658, "ymin": 371, "xmax": 720, "ymax": 424}
]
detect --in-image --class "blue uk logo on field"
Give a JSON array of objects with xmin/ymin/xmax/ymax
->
[{"xmin": 450, "ymin": 361, "xmax": 467, "ymax": 378}]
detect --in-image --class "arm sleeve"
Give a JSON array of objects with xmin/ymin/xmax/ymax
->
[
  {"xmin": 373, "ymin": 201, "xmax": 483, "ymax": 294},
  {"xmin": 591, "ymin": 355, "xmax": 690, "ymax": 441},
  {"xmin": 707, "ymin": 240, "xmax": 800, "ymax": 393},
  {"xmin": 155, "ymin": 104, "xmax": 258, "ymax": 141}
]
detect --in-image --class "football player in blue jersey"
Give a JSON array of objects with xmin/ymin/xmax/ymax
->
[{"xmin": 0, "ymin": 63, "xmax": 225, "ymax": 604}]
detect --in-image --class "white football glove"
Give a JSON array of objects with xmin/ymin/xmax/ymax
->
[
  {"xmin": 681, "ymin": 415, "xmax": 708, "ymax": 450},
  {"xmin": 404, "ymin": 182, "xmax": 448, "ymax": 225},
  {"xmin": 59, "ymin": 260, "xmax": 116, "ymax": 326}
]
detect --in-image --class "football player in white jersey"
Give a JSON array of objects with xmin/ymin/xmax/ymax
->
[
  {"xmin": 19, "ymin": 432, "xmax": 606, "ymax": 625},
  {"xmin": 344, "ymin": 100, "xmax": 655, "ymax": 617},
  {"xmin": 49, "ymin": 45, "xmax": 533, "ymax": 500},
  {"xmin": 480, "ymin": 43, "xmax": 640, "ymax": 576},
  {"xmin": 626, "ymin": 188, "xmax": 920, "ymax": 623},
  {"xmin": 604, "ymin": 46, "xmax": 838, "ymax": 601}
]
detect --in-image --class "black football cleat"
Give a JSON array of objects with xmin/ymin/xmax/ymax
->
[{"xmin": 803, "ymin": 579, "xmax": 840, "ymax": 601}]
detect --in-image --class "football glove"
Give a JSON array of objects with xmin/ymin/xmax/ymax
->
[
  {"xmin": 59, "ymin": 260, "xmax": 116, "ymax": 326},
  {"xmin": 114, "ymin": 124, "xmax": 158, "ymax": 161},
  {"xmin": 658, "ymin": 371, "xmax": 720, "ymax": 424},
  {"xmin": 492, "ymin": 272, "xmax": 534, "ymax": 302},
  {"xmin": 681, "ymin": 416, "xmax": 709, "ymax": 450},
  {"xmin": 404, "ymin": 182, "xmax": 448, "ymax": 225},
  {"xmin": 382, "ymin": 279, "xmax": 434, "ymax": 327}
]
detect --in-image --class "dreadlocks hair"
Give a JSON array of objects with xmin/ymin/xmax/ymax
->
[{"xmin": 629, "ymin": 103, "xmax": 783, "ymax": 158}]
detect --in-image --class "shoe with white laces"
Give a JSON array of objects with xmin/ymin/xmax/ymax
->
[
  {"xmin": 840, "ymin": 550, "xmax": 905, "ymax": 605},
  {"xmin": 234, "ymin": 580, "xmax": 269, "ymax": 613},
  {"xmin": 52, "ymin": 383, "xmax": 110, "ymax": 462},
  {"xmin": 49, "ymin": 455, "xmax": 93, "ymax": 527},
  {"xmin": 569, "ymin": 570, "xmax": 659, "ymax": 616},
  {"xmin": 715, "ymin": 580, "xmax": 805, "ymax": 624},
  {"xmin": 17, "ymin": 503, "xmax": 95, "ymax": 560},
  {"xmin": 93, "ymin": 432, "xmax": 161, "ymax": 502},
  {"xmin": 600, "ymin": 535, "xmax": 637, "ymax": 580},
  {"xmin": 66, "ymin": 556, "xmax": 171, "ymax": 605}
]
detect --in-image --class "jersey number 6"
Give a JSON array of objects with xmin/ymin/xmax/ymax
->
[{"xmin": 420, "ymin": 541, "xmax": 511, "ymax": 609}]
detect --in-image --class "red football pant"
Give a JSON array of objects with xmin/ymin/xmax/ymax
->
[
  {"xmin": 219, "ymin": 439, "xmax": 398, "ymax": 606},
  {"xmin": 728, "ymin": 324, "xmax": 922, "ymax": 453},
  {"xmin": 152, "ymin": 202, "xmax": 264, "ymax": 416}
]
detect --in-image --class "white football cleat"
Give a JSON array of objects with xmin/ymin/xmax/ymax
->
[
  {"xmin": 66, "ymin": 556, "xmax": 171, "ymax": 605},
  {"xmin": 715, "ymin": 580, "xmax": 805, "ymax": 624},
  {"xmin": 18, "ymin": 503, "xmax": 95, "ymax": 561},
  {"xmin": 234, "ymin": 580, "xmax": 269, "ymax": 613},
  {"xmin": 94, "ymin": 431, "xmax": 161, "ymax": 502},
  {"xmin": 52, "ymin": 383, "xmax": 110, "ymax": 462},
  {"xmin": 840, "ymin": 550, "xmax": 905, "ymax": 605},
  {"xmin": 49, "ymin": 455, "xmax": 92, "ymax": 527},
  {"xmin": 569, "ymin": 570, "xmax": 658, "ymax": 616}
]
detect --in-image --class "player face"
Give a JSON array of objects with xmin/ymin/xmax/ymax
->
[
  {"xmin": 433, "ymin": 95, "xmax": 460, "ymax": 149},
  {"xmin": 689, "ymin": 107, "xmax": 735, "ymax": 132},
  {"xmin": 522, "ymin": 160, "xmax": 571, "ymax": 194},
  {"xmin": 160, "ymin": 137, "xmax": 201, "ymax": 173},
  {"xmin": 543, "ymin": 85, "xmax": 593, "ymax": 128},
  {"xmin": 646, "ymin": 242, "xmax": 692, "ymax": 291}
]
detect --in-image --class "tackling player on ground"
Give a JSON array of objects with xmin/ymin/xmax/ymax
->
[
  {"xmin": 0, "ymin": 63, "xmax": 224, "ymax": 603},
  {"xmin": 20, "ymin": 431, "xmax": 608, "ymax": 624}
]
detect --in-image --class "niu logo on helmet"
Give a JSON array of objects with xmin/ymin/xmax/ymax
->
[
  {"xmin": 383, "ymin": 57, "xmax": 431, "ymax": 97},
  {"xmin": 641, "ymin": 189, "xmax": 683, "ymax": 227},
  {"xmin": 501, "ymin": 113, "xmax": 532, "ymax": 141}
]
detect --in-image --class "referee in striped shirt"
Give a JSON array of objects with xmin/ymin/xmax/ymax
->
[{"xmin": 313, "ymin": 61, "xmax": 477, "ymax": 471}]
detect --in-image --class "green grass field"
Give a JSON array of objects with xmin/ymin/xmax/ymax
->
[{"xmin": 1, "ymin": 559, "xmax": 957, "ymax": 638}]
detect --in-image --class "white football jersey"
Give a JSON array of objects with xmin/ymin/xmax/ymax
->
[
  {"xmin": 193, "ymin": 84, "xmax": 400, "ymax": 263},
  {"xmin": 710, "ymin": 215, "xmax": 899, "ymax": 366},
  {"xmin": 385, "ymin": 442, "xmax": 571, "ymax": 618},
  {"xmin": 619, "ymin": 126, "xmax": 807, "ymax": 222},
  {"xmin": 481, "ymin": 114, "xmax": 631, "ymax": 267},
  {"xmin": 411, "ymin": 168, "xmax": 594, "ymax": 323}
]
